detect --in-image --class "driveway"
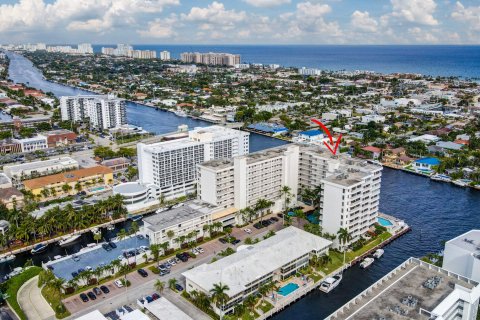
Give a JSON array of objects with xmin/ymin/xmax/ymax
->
[{"xmin": 17, "ymin": 276, "xmax": 55, "ymax": 320}]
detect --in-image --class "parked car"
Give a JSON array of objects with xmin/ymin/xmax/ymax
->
[
  {"xmin": 196, "ymin": 247, "xmax": 204, "ymax": 253},
  {"xmin": 93, "ymin": 287, "xmax": 102, "ymax": 295},
  {"xmin": 243, "ymin": 228, "xmax": 252, "ymax": 234},
  {"xmin": 102, "ymin": 243, "xmax": 112, "ymax": 251},
  {"xmin": 253, "ymin": 223, "xmax": 264, "ymax": 229},
  {"xmin": 270, "ymin": 217, "xmax": 279, "ymax": 222},
  {"xmin": 218, "ymin": 238, "xmax": 227, "ymax": 244},
  {"xmin": 137, "ymin": 268, "xmax": 148, "ymax": 277},
  {"xmin": 80, "ymin": 293, "xmax": 89, "ymax": 302},
  {"xmin": 71, "ymin": 271, "xmax": 78, "ymax": 278},
  {"xmin": 114, "ymin": 279, "xmax": 124, "ymax": 288},
  {"xmin": 232, "ymin": 239, "xmax": 241, "ymax": 245},
  {"xmin": 100, "ymin": 285, "xmax": 110, "ymax": 294},
  {"xmin": 152, "ymin": 293, "xmax": 160, "ymax": 300},
  {"xmin": 175, "ymin": 284, "xmax": 184, "ymax": 291},
  {"xmin": 87, "ymin": 292, "xmax": 97, "ymax": 300},
  {"xmin": 108, "ymin": 242, "xmax": 117, "ymax": 249},
  {"xmin": 159, "ymin": 270, "xmax": 170, "ymax": 276}
]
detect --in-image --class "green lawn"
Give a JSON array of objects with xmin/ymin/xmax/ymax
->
[
  {"xmin": 321, "ymin": 250, "xmax": 344, "ymax": 274},
  {"xmin": 257, "ymin": 300, "xmax": 274, "ymax": 313},
  {"xmin": 2, "ymin": 266, "xmax": 42, "ymax": 320},
  {"xmin": 42, "ymin": 285, "xmax": 70, "ymax": 319},
  {"xmin": 346, "ymin": 232, "xmax": 392, "ymax": 261}
]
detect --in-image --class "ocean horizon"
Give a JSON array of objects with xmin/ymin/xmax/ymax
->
[{"xmin": 83, "ymin": 44, "xmax": 480, "ymax": 78}]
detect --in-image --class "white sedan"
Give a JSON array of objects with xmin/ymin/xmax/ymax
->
[
  {"xmin": 114, "ymin": 279, "xmax": 124, "ymax": 288},
  {"xmin": 244, "ymin": 228, "xmax": 252, "ymax": 234}
]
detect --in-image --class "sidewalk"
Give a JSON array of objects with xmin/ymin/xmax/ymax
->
[{"xmin": 17, "ymin": 276, "xmax": 55, "ymax": 320}]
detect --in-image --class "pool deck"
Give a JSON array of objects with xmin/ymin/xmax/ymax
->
[{"xmin": 44, "ymin": 235, "xmax": 149, "ymax": 281}]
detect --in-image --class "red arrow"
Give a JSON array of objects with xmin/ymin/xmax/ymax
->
[{"xmin": 311, "ymin": 118, "xmax": 343, "ymax": 155}]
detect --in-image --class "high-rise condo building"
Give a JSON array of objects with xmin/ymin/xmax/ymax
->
[
  {"xmin": 160, "ymin": 51, "xmax": 171, "ymax": 61},
  {"xmin": 180, "ymin": 52, "xmax": 241, "ymax": 66},
  {"xmin": 59, "ymin": 95, "xmax": 127, "ymax": 130},
  {"xmin": 197, "ymin": 144, "xmax": 382, "ymax": 247},
  {"xmin": 136, "ymin": 126, "xmax": 249, "ymax": 200},
  {"xmin": 77, "ymin": 43, "xmax": 93, "ymax": 54}
]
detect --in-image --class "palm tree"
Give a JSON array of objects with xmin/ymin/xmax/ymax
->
[
  {"xmin": 280, "ymin": 185, "xmax": 291, "ymax": 213},
  {"xmin": 168, "ymin": 278, "xmax": 178, "ymax": 290},
  {"xmin": 254, "ymin": 198, "xmax": 274, "ymax": 224},
  {"xmin": 337, "ymin": 227, "xmax": 353, "ymax": 266},
  {"xmin": 154, "ymin": 279, "xmax": 165, "ymax": 294},
  {"xmin": 243, "ymin": 294, "xmax": 256, "ymax": 316},
  {"xmin": 210, "ymin": 282, "xmax": 230, "ymax": 320}
]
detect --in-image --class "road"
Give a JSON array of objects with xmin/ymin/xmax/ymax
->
[
  {"xmin": 17, "ymin": 276, "xmax": 55, "ymax": 320},
  {"xmin": 64, "ymin": 216, "xmax": 284, "ymax": 319}
]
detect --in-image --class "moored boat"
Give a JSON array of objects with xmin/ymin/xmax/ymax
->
[
  {"xmin": 360, "ymin": 257, "xmax": 374, "ymax": 269},
  {"xmin": 319, "ymin": 274, "xmax": 342, "ymax": 293},
  {"xmin": 58, "ymin": 234, "xmax": 82, "ymax": 247},
  {"xmin": 373, "ymin": 249, "xmax": 384, "ymax": 259},
  {"xmin": 0, "ymin": 254, "xmax": 16, "ymax": 264},
  {"xmin": 31, "ymin": 243, "xmax": 48, "ymax": 254},
  {"xmin": 174, "ymin": 110, "xmax": 187, "ymax": 117},
  {"xmin": 430, "ymin": 174, "xmax": 451, "ymax": 182},
  {"xmin": 452, "ymin": 179, "xmax": 473, "ymax": 187},
  {"xmin": 131, "ymin": 215, "xmax": 142, "ymax": 222}
]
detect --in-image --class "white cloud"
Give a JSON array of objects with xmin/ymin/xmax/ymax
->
[
  {"xmin": 0, "ymin": 0, "xmax": 179, "ymax": 33},
  {"xmin": 244, "ymin": 0, "xmax": 290, "ymax": 8},
  {"xmin": 138, "ymin": 16, "xmax": 178, "ymax": 38},
  {"xmin": 351, "ymin": 11, "xmax": 378, "ymax": 32},
  {"xmin": 181, "ymin": 2, "xmax": 246, "ymax": 25},
  {"xmin": 391, "ymin": 0, "xmax": 439, "ymax": 25},
  {"xmin": 408, "ymin": 27, "xmax": 438, "ymax": 42},
  {"xmin": 276, "ymin": 1, "xmax": 341, "ymax": 40},
  {"xmin": 451, "ymin": 1, "xmax": 480, "ymax": 31}
]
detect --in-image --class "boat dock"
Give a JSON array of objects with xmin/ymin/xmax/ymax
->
[
  {"xmin": 0, "ymin": 218, "xmax": 127, "ymax": 259},
  {"xmin": 259, "ymin": 222, "xmax": 411, "ymax": 319}
]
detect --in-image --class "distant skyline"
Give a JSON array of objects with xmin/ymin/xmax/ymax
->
[{"xmin": 0, "ymin": 0, "xmax": 479, "ymax": 45}]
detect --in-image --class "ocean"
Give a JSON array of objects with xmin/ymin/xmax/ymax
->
[{"xmin": 93, "ymin": 44, "xmax": 480, "ymax": 78}]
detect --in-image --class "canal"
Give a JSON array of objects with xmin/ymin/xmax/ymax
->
[{"xmin": 5, "ymin": 51, "xmax": 480, "ymax": 318}]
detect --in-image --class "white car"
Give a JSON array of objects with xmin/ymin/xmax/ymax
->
[
  {"xmin": 196, "ymin": 247, "xmax": 204, "ymax": 253},
  {"xmin": 114, "ymin": 279, "xmax": 124, "ymax": 288},
  {"xmin": 244, "ymin": 228, "xmax": 252, "ymax": 234}
]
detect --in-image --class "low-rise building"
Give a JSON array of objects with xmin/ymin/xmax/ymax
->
[
  {"xmin": 0, "ymin": 140, "xmax": 22, "ymax": 154},
  {"xmin": 4, "ymin": 157, "xmax": 79, "ymax": 182},
  {"xmin": 182, "ymin": 227, "xmax": 332, "ymax": 315},
  {"xmin": 443, "ymin": 230, "xmax": 480, "ymax": 283},
  {"xmin": 23, "ymin": 166, "xmax": 113, "ymax": 199},
  {"xmin": 326, "ymin": 258, "xmax": 480, "ymax": 320},
  {"xmin": 101, "ymin": 157, "xmax": 131, "ymax": 173},
  {"xmin": 14, "ymin": 135, "xmax": 48, "ymax": 152},
  {"xmin": 43, "ymin": 129, "xmax": 77, "ymax": 147},
  {"xmin": 0, "ymin": 187, "xmax": 24, "ymax": 209},
  {"xmin": 142, "ymin": 200, "xmax": 215, "ymax": 248}
]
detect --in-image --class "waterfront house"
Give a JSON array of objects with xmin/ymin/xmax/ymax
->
[
  {"xmin": 361, "ymin": 146, "xmax": 382, "ymax": 159},
  {"xmin": 296, "ymin": 129, "xmax": 324, "ymax": 143},
  {"xmin": 413, "ymin": 157, "xmax": 440, "ymax": 170},
  {"xmin": 23, "ymin": 166, "xmax": 113, "ymax": 200}
]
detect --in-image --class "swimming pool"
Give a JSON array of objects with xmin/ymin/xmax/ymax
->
[
  {"xmin": 378, "ymin": 217, "xmax": 393, "ymax": 227},
  {"xmin": 90, "ymin": 186, "xmax": 106, "ymax": 192},
  {"xmin": 278, "ymin": 283, "xmax": 299, "ymax": 296}
]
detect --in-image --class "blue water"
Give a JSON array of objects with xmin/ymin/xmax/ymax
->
[
  {"xmin": 278, "ymin": 283, "xmax": 300, "ymax": 296},
  {"xmin": 378, "ymin": 217, "xmax": 393, "ymax": 227},
  {"xmin": 92, "ymin": 45, "xmax": 480, "ymax": 78},
  {"xmin": 5, "ymin": 50, "xmax": 480, "ymax": 319}
]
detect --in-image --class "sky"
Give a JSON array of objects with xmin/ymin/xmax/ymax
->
[{"xmin": 0, "ymin": 0, "xmax": 479, "ymax": 45}]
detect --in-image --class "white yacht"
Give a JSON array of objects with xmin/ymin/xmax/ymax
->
[
  {"xmin": 373, "ymin": 249, "xmax": 384, "ymax": 259},
  {"xmin": 430, "ymin": 174, "xmax": 451, "ymax": 182},
  {"xmin": 174, "ymin": 110, "xmax": 187, "ymax": 117},
  {"xmin": 453, "ymin": 179, "xmax": 472, "ymax": 187},
  {"xmin": 156, "ymin": 207, "xmax": 168, "ymax": 214},
  {"xmin": 360, "ymin": 257, "xmax": 374, "ymax": 269},
  {"xmin": 319, "ymin": 274, "xmax": 342, "ymax": 293},
  {"xmin": 58, "ymin": 234, "xmax": 82, "ymax": 247},
  {"xmin": 0, "ymin": 254, "xmax": 15, "ymax": 263}
]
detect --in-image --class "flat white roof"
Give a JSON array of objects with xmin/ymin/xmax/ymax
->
[
  {"xmin": 446, "ymin": 229, "xmax": 480, "ymax": 253},
  {"xmin": 75, "ymin": 310, "xmax": 107, "ymax": 320},
  {"xmin": 183, "ymin": 226, "xmax": 332, "ymax": 297},
  {"xmin": 144, "ymin": 297, "xmax": 193, "ymax": 320},
  {"xmin": 120, "ymin": 309, "xmax": 150, "ymax": 320}
]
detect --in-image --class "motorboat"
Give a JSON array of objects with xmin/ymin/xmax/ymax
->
[
  {"xmin": 373, "ymin": 249, "xmax": 384, "ymax": 259},
  {"xmin": 319, "ymin": 274, "xmax": 342, "ymax": 293},
  {"xmin": 107, "ymin": 224, "xmax": 115, "ymax": 231},
  {"xmin": 0, "ymin": 254, "xmax": 16, "ymax": 263},
  {"xmin": 430, "ymin": 174, "xmax": 451, "ymax": 182},
  {"xmin": 360, "ymin": 257, "xmax": 374, "ymax": 269},
  {"xmin": 131, "ymin": 215, "xmax": 142, "ymax": 222},
  {"xmin": 31, "ymin": 243, "xmax": 48, "ymax": 254},
  {"xmin": 156, "ymin": 207, "xmax": 168, "ymax": 214},
  {"xmin": 453, "ymin": 179, "xmax": 472, "ymax": 187},
  {"xmin": 91, "ymin": 227, "xmax": 101, "ymax": 236},
  {"xmin": 4, "ymin": 267, "xmax": 23, "ymax": 280},
  {"xmin": 58, "ymin": 234, "xmax": 82, "ymax": 247},
  {"xmin": 174, "ymin": 110, "xmax": 187, "ymax": 117}
]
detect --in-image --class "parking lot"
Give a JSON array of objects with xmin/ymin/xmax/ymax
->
[{"xmin": 64, "ymin": 214, "xmax": 284, "ymax": 317}]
